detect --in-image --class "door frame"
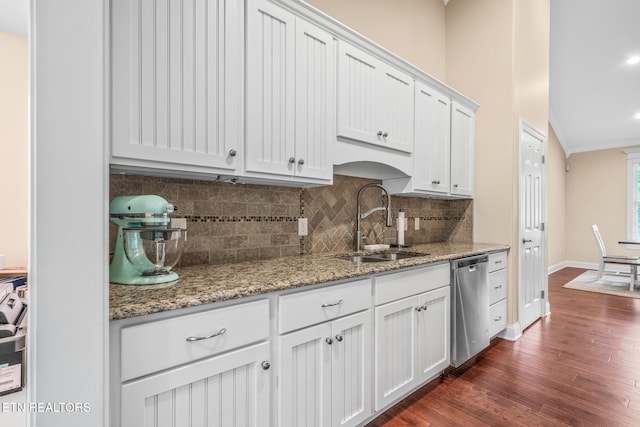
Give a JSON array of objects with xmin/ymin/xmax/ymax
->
[{"xmin": 518, "ymin": 120, "xmax": 550, "ymax": 332}]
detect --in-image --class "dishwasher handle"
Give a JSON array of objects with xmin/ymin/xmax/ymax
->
[{"xmin": 454, "ymin": 255, "xmax": 488, "ymax": 269}]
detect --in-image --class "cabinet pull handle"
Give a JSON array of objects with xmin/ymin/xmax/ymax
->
[
  {"xmin": 494, "ymin": 316, "xmax": 502, "ymax": 321},
  {"xmin": 335, "ymin": 334, "xmax": 343, "ymax": 342},
  {"xmin": 261, "ymin": 361, "xmax": 271, "ymax": 370},
  {"xmin": 321, "ymin": 299, "xmax": 343, "ymax": 308},
  {"xmin": 298, "ymin": 159, "xmax": 305, "ymax": 165},
  {"xmin": 495, "ymin": 260, "xmax": 503, "ymax": 264},
  {"xmin": 186, "ymin": 327, "xmax": 227, "ymax": 342},
  {"xmin": 288, "ymin": 157, "xmax": 296, "ymax": 164},
  {"xmin": 228, "ymin": 149, "xmax": 237, "ymax": 157},
  {"xmin": 431, "ymin": 180, "xmax": 440, "ymax": 185},
  {"xmin": 326, "ymin": 337, "xmax": 333, "ymax": 345},
  {"xmin": 494, "ymin": 285, "xmax": 502, "ymax": 289}
]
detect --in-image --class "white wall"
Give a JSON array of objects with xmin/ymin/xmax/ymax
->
[
  {"xmin": 30, "ymin": 1, "xmax": 108, "ymax": 425},
  {"xmin": 0, "ymin": 32, "xmax": 28, "ymax": 267}
]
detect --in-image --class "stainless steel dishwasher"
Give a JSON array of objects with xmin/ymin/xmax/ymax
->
[{"xmin": 451, "ymin": 255, "xmax": 490, "ymax": 367}]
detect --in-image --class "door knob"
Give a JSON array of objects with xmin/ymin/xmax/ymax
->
[{"xmin": 522, "ymin": 239, "xmax": 532, "ymax": 244}]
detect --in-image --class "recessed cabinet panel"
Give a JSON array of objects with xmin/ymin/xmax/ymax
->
[
  {"xmin": 414, "ymin": 82, "xmax": 451, "ymax": 193},
  {"xmin": 245, "ymin": 0, "xmax": 296, "ymax": 176},
  {"xmin": 417, "ymin": 286, "xmax": 450, "ymax": 382},
  {"xmin": 337, "ymin": 41, "xmax": 414, "ymax": 154},
  {"xmin": 121, "ymin": 342, "xmax": 270, "ymax": 427},
  {"xmin": 451, "ymin": 101, "xmax": 475, "ymax": 197},
  {"xmin": 111, "ymin": 0, "xmax": 242, "ymax": 171}
]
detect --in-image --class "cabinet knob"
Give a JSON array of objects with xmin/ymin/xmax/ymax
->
[
  {"xmin": 228, "ymin": 149, "xmax": 237, "ymax": 157},
  {"xmin": 415, "ymin": 306, "xmax": 422, "ymax": 312},
  {"xmin": 289, "ymin": 157, "xmax": 296, "ymax": 164},
  {"xmin": 335, "ymin": 334, "xmax": 343, "ymax": 342},
  {"xmin": 494, "ymin": 316, "xmax": 502, "ymax": 321},
  {"xmin": 382, "ymin": 132, "xmax": 388, "ymax": 138},
  {"xmin": 261, "ymin": 361, "xmax": 271, "ymax": 370},
  {"xmin": 421, "ymin": 304, "xmax": 428, "ymax": 311},
  {"xmin": 453, "ymin": 184, "xmax": 459, "ymax": 188},
  {"xmin": 298, "ymin": 159, "xmax": 305, "ymax": 165},
  {"xmin": 377, "ymin": 131, "xmax": 383, "ymax": 137},
  {"xmin": 326, "ymin": 337, "xmax": 333, "ymax": 345}
]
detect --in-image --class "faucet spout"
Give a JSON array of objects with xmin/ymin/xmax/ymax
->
[{"xmin": 356, "ymin": 183, "xmax": 393, "ymax": 252}]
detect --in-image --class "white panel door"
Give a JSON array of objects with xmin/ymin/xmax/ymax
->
[
  {"xmin": 111, "ymin": 0, "xmax": 241, "ymax": 171},
  {"xmin": 520, "ymin": 122, "xmax": 547, "ymax": 330},
  {"xmin": 336, "ymin": 42, "xmax": 381, "ymax": 145},
  {"xmin": 374, "ymin": 296, "xmax": 418, "ymax": 411},
  {"xmin": 331, "ymin": 311, "xmax": 372, "ymax": 427},
  {"xmin": 294, "ymin": 17, "xmax": 335, "ymax": 181},
  {"xmin": 245, "ymin": 0, "xmax": 296, "ymax": 176},
  {"xmin": 450, "ymin": 101, "xmax": 475, "ymax": 197},
  {"xmin": 378, "ymin": 62, "xmax": 414, "ymax": 153},
  {"xmin": 278, "ymin": 323, "xmax": 332, "ymax": 427},
  {"xmin": 120, "ymin": 342, "xmax": 270, "ymax": 427},
  {"xmin": 414, "ymin": 82, "xmax": 450, "ymax": 193},
  {"xmin": 417, "ymin": 286, "xmax": 450, "ymax": 382}
]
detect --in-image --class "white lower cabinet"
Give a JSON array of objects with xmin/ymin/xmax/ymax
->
[
  {"xmin": 121, "ymin": 342, "xmax": 270, "ymax": 427},
  {"xmin": 374, "ymin": 286, "xmax": 450, "ymax": 410},
  {"xmin": 278, "ymin": 310, "xmax": 372, "ymax": 427},
  {"xmin": 488, "ymin": 251, "xmax": 508, "ymax": 336}
]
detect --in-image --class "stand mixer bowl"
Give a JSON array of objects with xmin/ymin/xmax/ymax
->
[{"xmin": 123, "ymin": 227, "xmax": 186, "ymax": 277}]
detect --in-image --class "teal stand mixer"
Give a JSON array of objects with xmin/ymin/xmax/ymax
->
[{"xmin": 110, "ymin": 195, "xmax": 186, "ymax": 285}]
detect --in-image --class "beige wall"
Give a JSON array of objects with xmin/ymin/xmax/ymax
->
[
  {"xmin": 306, "ymin": 0, "xmax": 447, "ymax": 81},
  {"xmin": 565, "ymin": 146, "xmax": 640, "ymax": 264},
  {"xmin": 0, "ymin": 32, "xmax": 28, "ymax": 268},
  {"xmin": 547, "ymin": 125, "xmax": 567, "ymax": 268},
  {"xmin": 446, "ymin": 0, "xmax": 550, "ymax": 325}
]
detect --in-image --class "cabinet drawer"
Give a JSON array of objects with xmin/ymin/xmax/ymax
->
[
  {"xmin": 488, "ymin": 251, "xmax": 507, "ymax": 273},
  {"xmin": 279, "ymin": 279, "xmax": 371, "ymax": 334},
  {"xmin": 489, "ymin": 299, "xmax": 507, "ymax": 337},
  {"xmin": 374, "ymin": 263, "xmax": 450, "ymax": 306},
  {"xmin": 489, "ymin": 268, "xmax": 507, "ymax": 305},
  {"xmin": 121, "ymin": 299, "xmax": 269, "ymax": 381}
]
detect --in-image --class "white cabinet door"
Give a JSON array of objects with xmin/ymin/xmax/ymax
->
[
  {"xmin": 294, "ymin": 18, "xmax": 335, "ymax": 181},
  {"xmin": 337, "ymin": 42, "xmax": 381, "ymax": 146},
  {"xmin": 374, "ymin": 295, "xmax": 418, "ymax": 411},
  {"xmin": 245, "ymin": 0, "xmax": 296, "ymax": 177},
  {"xmin": 414, "ymin": 82, "xmax": 450, "ymax": 194},
  {"xmin": 378, "ymin": 62, "xmax": 414, "ymax": 153},
  {"xmin": 417, "ymin": 286, "xmax": 450, "ymax": 382},
  {"xmin": 450, "ymin": 100, "xmax": 475, "ymax": 197},
  {"xmin": 278, "ymin": 322, "xmax": 332, "ymax": 427},
  {"xmin": 120, "ymin": 342, "xmax": 270, "ymax": 427},
  {"xmin": 331, "ymin": 311, "xmax": 372, "ymax": 427},
  {"xmin": 111, "ymin": 0, "xmax": 242, "ymax": 172},
  {"xmin": 337, "ymin": 42, "xmax": 414, "ymax": 154}
]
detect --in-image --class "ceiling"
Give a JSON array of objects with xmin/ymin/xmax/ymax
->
[
  {"xmin": 1, "ymin": 1, "xmax": 638, "ymax": 157},
  {"xmin": 550, "ymin": 0, "xmax": 640, "ymax": 156}
]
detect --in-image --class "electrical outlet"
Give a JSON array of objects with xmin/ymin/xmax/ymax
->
[
  {"xmin": 171, "ymin": 218, "xmax": 187, "ymax": 230},
  {"xmin": 414, "ymin": 217, "xmax": 420, "ymax": 230},
  {"xmin": 298, "ymin": 218, "xmax": 308, "ymax": 236}
]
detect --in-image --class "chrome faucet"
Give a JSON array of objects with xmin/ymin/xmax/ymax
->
[{"xmin": 356, "ymin": 183, "xmax": 393, "ymax": 252}]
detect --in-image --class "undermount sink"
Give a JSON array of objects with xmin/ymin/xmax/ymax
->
[{"xmin": 335, "ymin": 252, "xmax": 429, "ymax": 263}]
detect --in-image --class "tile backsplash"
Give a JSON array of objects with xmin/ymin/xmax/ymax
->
[{"xmin": 110, "ymin": 174, "xmax": 472, "ymax": 266}]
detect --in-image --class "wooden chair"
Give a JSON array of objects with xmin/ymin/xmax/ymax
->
[{"xmin": 592, "ymin": 224, "xmax": 640, "ymax": 291}]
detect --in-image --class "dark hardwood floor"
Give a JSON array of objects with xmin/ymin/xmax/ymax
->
[{"xmin": 367, "ymin": 267, "xmax": 640, "ymax": 426}]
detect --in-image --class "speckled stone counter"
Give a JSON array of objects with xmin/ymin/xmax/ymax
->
[{"xmin": 109, "ymin": 242, "xmax": 509, "ymax": 320}]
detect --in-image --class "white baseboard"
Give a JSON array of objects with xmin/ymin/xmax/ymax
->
[
  {"xmin": 547, "ymin": 261, "xmax": 569, "ymax": 274},
  {"xmin": 498, "ymin": 322, "xmax": 522, "ymax": 341}
]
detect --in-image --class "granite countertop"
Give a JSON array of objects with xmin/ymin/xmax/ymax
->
[{"xmin": 109, "ymin": 242, "xmax": 509, "ymax": 320}]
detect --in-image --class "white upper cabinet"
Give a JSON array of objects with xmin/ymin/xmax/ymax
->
[
  {"xmin": 413, "ymin": 82, "xmax": 451, "ymax": 194},
  {"xmin": 245, "ymin": 0, "xmax": 334, "ymax": 184},
  {"xmin": 111, "ymin": 0, "xmax": 243, "ymax": 174},
  {"xmin": 450, "ymin": 101, "xmax": 475, "ymax": 197},
  {"xmin": 337, "ymin": 41, "xmax": 414, "ymax": 154}
]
